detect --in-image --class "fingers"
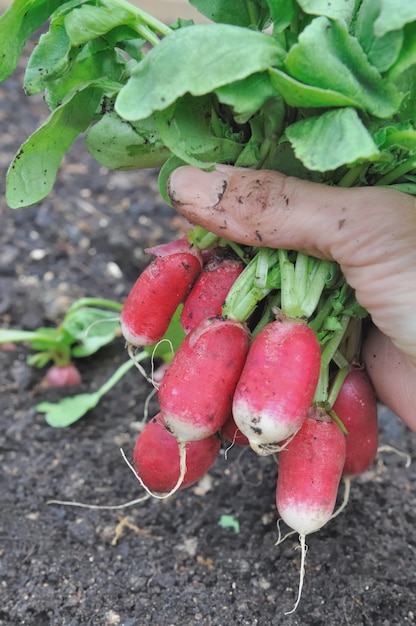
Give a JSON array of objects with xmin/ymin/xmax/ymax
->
[
  {"xmin": 362, "ymin": 327, "xmax": 416, "ymax": 432},
  {"xmin": 168, "ymin": 165, "xmax": 416, "ymax": 364}
]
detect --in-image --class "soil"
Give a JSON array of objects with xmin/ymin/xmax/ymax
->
[{"xmin": 1, "ymin": 37, "xmax": 416, "ymax": 626}]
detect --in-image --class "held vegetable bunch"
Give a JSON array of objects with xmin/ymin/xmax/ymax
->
[
  {"xmin": 121, "ymin": 232, "xmax": 375, "ymax": 491},
  {"xmin": 122, "ymin": 231, "xmax": 378, "ymax": 613},
  {"xmin": 1, "ymin": 0, "xmax": 415, "ymax": 612}
]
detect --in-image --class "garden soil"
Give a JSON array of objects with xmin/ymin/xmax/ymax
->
[{"xmin": 1, "ymin": 37, "xmax": 416, "ymax": 626}]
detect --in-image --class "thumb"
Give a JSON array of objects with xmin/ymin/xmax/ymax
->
[
  {"xmin": 168, "ymin": 164, "xmax": 400, "ymax": 261},
  {"xmin": 167, "ymin": 164, "xmax": 416, "ymax": 363}
]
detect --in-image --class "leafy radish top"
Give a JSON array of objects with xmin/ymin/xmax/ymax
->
[{"xmin": 0, "ymin": 0, "xmax": 415, "ymax": 208}]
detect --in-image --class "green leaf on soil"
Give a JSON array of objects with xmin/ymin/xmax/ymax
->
[{"xmin": 218, "ymin": 514, "xmax": 240, "ymax": 533}]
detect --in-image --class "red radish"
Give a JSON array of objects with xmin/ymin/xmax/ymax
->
[
  {"xmin": 132, "ymin": 413, "xmax": 220, "ymax": 495},
  {"xmin": 43, "ymin": 362, "xmax": 82, "ymax": 387},
  {"xmin": 120, "ymin": 237, "xmax": 202, "ymax": 347},
  {"xmin": 180, "ymin": 252, "xmax": 244, "ymax": 334},
  {"xmin": 232, "ymin": 315, "xmax": 321, "ymax": 454},
  {"xmin": 158, "ymin": 316, "xmax": 250, "ymax": 442},
  {"xmin": 276, "ymin": 408, "xmax": 346, "ymax": 535},
  {"xmin": 221, "ymin": 413, "xmax": 250, "ymax": 446},
  {"xmin": 276, "ymin": 407, "xmax": 346, "ymax": 613},
  {"xmin": 332, "ymin": 366, "xmax": 378, "ymax": 477}
]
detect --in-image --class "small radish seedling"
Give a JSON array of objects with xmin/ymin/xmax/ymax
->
[
  {"xmin": 43, "ymin": 362, "xmax": 82, "ymax": 387},
  {"xmin": 159, "ymin": 316, "xmax": 250, "ymax": 441},
  {"xmin": 233, "ymin": 314, "xmax": 321, "ymax": 454}
]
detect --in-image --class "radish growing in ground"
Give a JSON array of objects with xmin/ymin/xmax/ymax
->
[
  {"xmin": 232, "ymin": 314, "xmax": 321, "ymax": 454},
  {"xmin": 158, "ymin": 315, "xmax": 250, "ymax": 442},
  {"xmin": 132, "ymin": 413, "xmax": 220, "ymax": 496},
  {"xmin": 43, "ymin": 362, "xmax": 82, "ymax": 387},
  {"xmin": 180, "ymin": 251, "xmax": 244, "ymax": 333},
  {"xmin": 120, "ymin": 237, "xmax": 202, "ymax": 347},
  {"xmin": 276, "ymin": 407, "xmax": 346, "ymax": 613}
]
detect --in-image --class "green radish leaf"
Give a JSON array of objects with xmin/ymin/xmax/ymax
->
[
  {"xmin": 374, "ymin": 0, "xmax": 416, "ymax": 37},
  {"xmin": 24, "ymin": 18, "xmax": 126, "ymax": 110},
  {"xmin": 63, "ymin": 1, "xmax": 136, "ymax": 46},
  {"xmin": 37, "ymin": 352, "xmax": 147, "ymax": 427},
  {"xmin": 86, "ymin": 112, "xmax": 171, "ymax": 171},
  {"xmin": 62, "ymin": 308, "xmax": 121, "ymax": 357},
  {"xmin": 285, "ymin": 108, "xmax": 380, "ymax": 172},
  {"xmin": 0, "ymin": 0, "xmax": 62, "ymax": 81},
  {"xmin": 215, "ymin": 72, "xmax": 281, "ymax": 123},
  {"xmin": 44, "ymin": 50, "xmax": 125, "ymax": 110},
  {"xmin": 296, "ymin": 0, "xmax": 356, "ymax": 23},
  {"xmin": 157, "ymin": 156, "xmax": 188, "ymax": 206},
  {"xmin": 355, "ymin": 0, "xmax": 403, "ymax": 73},
  {"xmin": 189, "ymin": 0, "xmax": 270, "ymax": 29},
  {"xmin": 24, "ymin": 23, "xmax": 72, "ymax": 95},
  {"xmin": 269, "ymin": 67, "xmax": 358, "ymax": 108},
  {"xmin": 154, "ymin": 94, "xmax": 245, "ymax": 168},
  {"xmin": 6, "ymin": 85, "xmax": 103, "ymax": 208},
  {"xmin": 374, "ymin": 122, "xmax": 416, "ymax": 151},
  {"xmin": 265, "ymin": 0, "xmax": 296, "ymax": 33},
  {"xmin": 284, "ymin": 16, "xmax": 402, "ymax": 118},
  {"xmin": 389, "ymin": 183, "xmax": 416, "ymax": 195},
  {"xmin": 115, "ymin": 23, "xmax": 286, "ymax": 121},
  {"xmin": 388, "ymin": 22, "xmax": 416, "ymax": 79},
  {"xmin": 37, "ymin": 392, "xmax": 102, "ymax": 427},
  {"xmin": 393, "ymin": 67, "xmax": 416, "ymax": 122}
]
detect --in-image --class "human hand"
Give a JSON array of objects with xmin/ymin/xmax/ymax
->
[{"xmin": 168, "ymin": 164, "xmax": 416, "ymax": 431}]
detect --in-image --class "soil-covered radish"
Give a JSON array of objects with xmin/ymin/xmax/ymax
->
[
  {"xmin": 332, "ymin": 366, "xmax": 379, "ymax": 477},
  {"xmin": 43, "ymin": 363, "xmax": 82, "ymax": 387},
  {"xmin": 133, "ymin": 413, "xmax": 220, "ymax": 494},
  {"xmin": 232, "ymin": 315, "xmax": 321, "ymax": 453},
  {"xmin": 181, "ymin": 251, "xmax": 244, "ymax": 334},
  {"xmin": 120, "ymin": 238, "xmax": 202, "ymax": 347},
  {"xmin": 158, "ymin": 316, "xmax": 250, "ymax": 441}
]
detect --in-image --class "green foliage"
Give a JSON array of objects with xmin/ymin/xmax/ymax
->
[
  {"xmin": 1, "ymin": 0, "xmax": 415, "ymax": 206},
  {"xmin": 0, "ymin": 298, "xmax": 123, "ymax": 368}
]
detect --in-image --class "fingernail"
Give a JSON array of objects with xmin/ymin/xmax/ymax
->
[{"xmin": 168, "ymin": 166, "xmax": 230, "ymax": 209}]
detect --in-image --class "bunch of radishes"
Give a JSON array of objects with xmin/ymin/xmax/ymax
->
[{"xmin": 120, "ymin": 231, "xmax": 378, "ymax": 611}]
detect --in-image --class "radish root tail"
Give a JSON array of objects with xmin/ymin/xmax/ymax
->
[
  {"xmin": 330, "ymin": 476, "xmax": 351, "ymax": 520},
  {"xmin": 377, "ymin": 444, "xmax": 412, "ymax": 468},
  {"xmin": 275, "ymin": 517, "xmax": 297, "ymax": 546},
  {"xmin": 46, "ymin": 495, "xmax": 150, "ymax": 510},
  {"xmin": 285, "ymin": 533, "xmax": 308, "ymax": 615},
  {"xmin": 120, "ymin": 443, "xmax": 187, "ymax": 500}
]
